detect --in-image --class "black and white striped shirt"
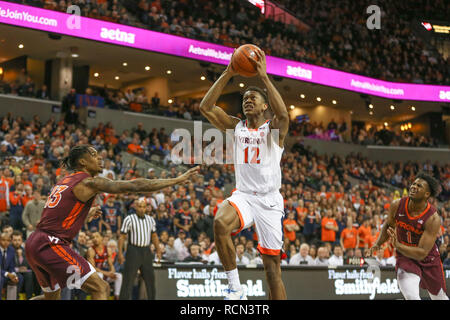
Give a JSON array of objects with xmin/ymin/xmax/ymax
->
[{"xmin": 120, "ymin": 214, "xmax": 156, "ymax": 247}]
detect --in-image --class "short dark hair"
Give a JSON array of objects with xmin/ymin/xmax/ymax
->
[
  {"xmin": 12, "ymin": 230, "xmax": 22, "ymax": 238},
  {"xmin": 243, "ymin": 86, "xmax": 269, "ymax": 105},
  {"xmin": 415, "ymin": 171, "xmax": 441, "ymax": 198},
  {"xmin": 61, "ymin": 145, "xmax": 92, "ymax": 171}
]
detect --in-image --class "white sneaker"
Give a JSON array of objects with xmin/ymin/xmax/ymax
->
[{"xmin": 224, "ymin": 287, "xmax": 247, "ymax": 300}]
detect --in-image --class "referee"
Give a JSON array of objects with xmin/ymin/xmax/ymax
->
[{"xmin": 118, "ymin": 198, "xmax": 162, "ymax": 300}]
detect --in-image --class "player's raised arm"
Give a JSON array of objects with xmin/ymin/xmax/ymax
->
[
  {"xmin": 387, "ymin": 212, "xmax": 441, "ymax": 261},
  {"xmin": 75, "ymin": 166, "xmax": 199, "ymax": 202},
  {"xmin": 251, "ymin": 49, "xmax": 289, "ymax": 147},
  {"xmin": 365, "ymin": 199, "xmax": 399, "ymax": 257},
  {"xmin": 199, "ymin": 58, "xmax": 241, "ymax": 132}
]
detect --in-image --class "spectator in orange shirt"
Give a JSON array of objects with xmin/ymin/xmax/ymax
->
[
  {"xmin": 340, "ymin": 217, "xmax": 358, "ymax": 252},
  {"xmin": 357, "ymin": 217, "xmax": 372, "ymax": 248},
  {"xmin": 283, "ymin": 211, "xmax": 299, "ymax": 243},
  {"xmin": 321, "ymin": 210, "xmax": 338, "ymax": 244},
  {"xmin": 20, "ymin": 172, "xmax": 33, "ymax": 189},
  {"xmin": 127, "ymin": 137, "xmax": 143, "ymax": 155},
  {"xmin": 367, "ymin": 228, "xmax": 378, "ymax": 251}
]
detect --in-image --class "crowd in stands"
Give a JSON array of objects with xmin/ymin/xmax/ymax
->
[
  {"xmin": 0, "ymin": 111, "xmax": 449, "ymax": 299},
  {"xmin": 289, "ymin": 118, "xmax": 440, "ymax": 147},
  {"xmin": 11, "ymin": 0, "xmax": 450, "ymax": 85},
  {"xmin": 0, "ymin": 69, "xmax": 51, "ymax": 100}
]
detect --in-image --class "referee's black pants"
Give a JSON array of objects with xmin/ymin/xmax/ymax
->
[{"xmin": 119, "ymin": 244, "xmax": 155, "ymax": 300}]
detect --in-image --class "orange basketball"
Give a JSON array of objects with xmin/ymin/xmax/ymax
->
[{"xmin": 231, "ymin": 44, "xmax": 261, "ymax": 77}]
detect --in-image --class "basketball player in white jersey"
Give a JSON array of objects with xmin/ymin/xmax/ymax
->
[{"xmin": 199, "ymin": 49, "xmax": 289, "ymax": 300}]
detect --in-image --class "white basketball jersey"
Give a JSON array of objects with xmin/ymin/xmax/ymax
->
[{"xmin": 232, "ymin": 119, "xmax": 283, "ymax": 194}]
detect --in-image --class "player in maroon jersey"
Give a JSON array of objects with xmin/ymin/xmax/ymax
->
[
  {"xmin": 367, "ymin": 172, "xmax": 448, "ymax": 300},
  {"xmin": 25, "ymin": 145, "xmax": 199, "ymax": 300}
]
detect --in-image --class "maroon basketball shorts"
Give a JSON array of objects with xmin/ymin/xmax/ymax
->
[
  {"xmin": 25, "ymin": 229, "xmax": 95, "ymax": 293},
  {"xmin": 396, "ymin": 254, "xmax": 447, "ymax": 296}
]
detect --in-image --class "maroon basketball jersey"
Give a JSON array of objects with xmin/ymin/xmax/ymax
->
[
  {"xmin": 94, "ymin": 245, "xmax": 108, "ymax": 269},
  {"xmin": 37, "ymin": 172, "xmax": 95, "ymax": 242},
  {"xmin": 395, "ymin": 197, "xmax": 440, "ymax": 260}
]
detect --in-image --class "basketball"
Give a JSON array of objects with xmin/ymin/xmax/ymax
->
[{"xmin": 231, "ymin": 44, "xmax": 261, "ymax": 77}]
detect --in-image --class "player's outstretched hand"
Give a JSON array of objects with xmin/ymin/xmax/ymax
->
[
  {"xmin": 177, "ymin": 166, "xmax": 200, "ymax": 184},
  {"xmin": 365, "ymin": 245, "xmax": 380, "ymax": 257},
  {"xmin": 87, "ymin": 205, "xmax": 102, "ymax": 223}
]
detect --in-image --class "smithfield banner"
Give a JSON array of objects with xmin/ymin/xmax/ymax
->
[
  {"xmin": 1, "ymin": 1, "xmax": 449, "ymax": 102},
  {"xmin": 154, "ymin": 265, "xmax": 450, "ymax": 300}
]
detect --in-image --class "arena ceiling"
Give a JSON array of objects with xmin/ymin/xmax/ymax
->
[{"xmin": 0, "ymin": 23, "xmax": 445, "ymax": 124}]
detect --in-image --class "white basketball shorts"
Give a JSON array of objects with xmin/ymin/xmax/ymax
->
[{"xmin": 226, "ymin": 190, "xmax": 285, "ymax": 256}]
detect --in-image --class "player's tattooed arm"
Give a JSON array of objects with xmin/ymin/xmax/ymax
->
[
  {"xmin": 75, "ymin": 167, "xmax": 199, "ymax": 202},
  {"xmin": 366, "ymin": 199, "xmax": 399, "ymax": 257},
  {"xmin": 388, "ymin": 212, "xmax": 441, "ymax": 261}
]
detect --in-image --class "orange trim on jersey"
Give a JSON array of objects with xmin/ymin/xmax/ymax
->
[
  {"xmin": 228, "ymin": 200, "xmax": 244, "ymax": 236},
  {"xmin": 257, "ymin": 244, "xmax": 280, "ymax": 256},
  {"xmin": 50, "ymin": 244, "xmax": 84, "ymax": 274},
  {"xmin": 62, "ymin": 202, "xmax": 85, "ymax": 229},
  {"xmin": 405, "ymin": 198, "xmax": 430, "ymax": 220}
]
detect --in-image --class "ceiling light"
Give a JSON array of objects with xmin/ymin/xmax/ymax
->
[
  {"xmin": 71, "ymin": 53, "xmax": 79, "ymax": 58},
  {"xmin": 239, "ymin": 83, "xmax": 244, "ymax": 88},
  {"xmin": 115, "ymin": 76, "xmax": 120, "ymax": 80},
  {"xmin": 290, "ymin": 105, "xmax": 295, "ymax": 110},
  {"xmin": 384, "ymin": 122, "xmax": 388, "ymax": 127},
  {"xmin": 411, "ymin": 106, "xmax": 416, "ymax": 111},
  {"xmin": 200, "ymin": 76, "xmax": 206, "ymax": 81},
  {"xmin": 316, "ymin": 97, "xmax": 321, "ymax": 102},
  {"xmin": 300, "ymin": 94, "xmax": 305, "ymax": 99},
  {"xmin": 93, "ymin": 73, "xmax": 99, "ymax": 77},
  {"xmin": 18, "ymin": 44, "xmax": 24, "ymax": 49},
  {"xmin": 369, "ymin": 104, "xmax": 374, "ymax": 109},
  {"xmin": 168, "ymin": 99, "xmax": 173, "ymax": 104},
  {"xmin": 122, "ymin": 62, "xmax": 127, "ymax": 66},
  {"xmin": 332, "ymin": 100, "xmax": 337, "ymax": 104},
  {"xmin": 145, "ymin": 66, "xmax": 151, "ymax": 71},
  {"xmin": 390, "ymin": 105, "xmax": 395, "ymax": 110},
  {"xmin": 166, "ymin": 70, "xmax": 172, "ymax": 74},
  {"xmin": 408, "ymin": 123, "xmax": 412, "ymax": 129},
  {"xmin": 369, "ymin": 111, "xmax": 373, "ymax": 115}
]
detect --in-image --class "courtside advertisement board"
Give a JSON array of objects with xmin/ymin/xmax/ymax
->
[
  {"xmin": 1, "ymin": 1, "xmax": 449, "ymax": 102},
  {"xmin": 154, "ymin": 265, "xmax": 450, "ymax": 300}
]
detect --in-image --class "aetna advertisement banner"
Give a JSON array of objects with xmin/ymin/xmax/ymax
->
[
  {"xmin": 1, "ymin": 1, "xmax": 449, "ymax": 102},
  {"xmin": 154, "ymin": 265, "xmax": 450, "ymax": 300}
]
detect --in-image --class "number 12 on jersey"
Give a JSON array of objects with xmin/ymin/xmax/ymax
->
[{"xmin": 244, "ymin": 147, "xmax": 260, "ymax": 164}]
